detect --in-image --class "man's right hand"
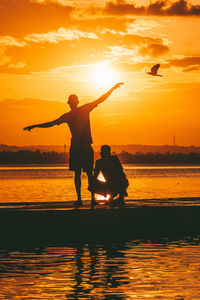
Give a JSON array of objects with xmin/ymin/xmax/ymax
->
[
  {"xmin": 93, "ymin": 82, "xmax": 124, "ymax": 106},
  {"xmin": 113, "ymin": 82, "xmax": 124, "ymax": 90},
  {"xmin": 23, "ymin": 125, "xmax": 35, "ymax": 132}
]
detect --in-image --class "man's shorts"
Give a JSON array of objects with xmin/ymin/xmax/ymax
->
[{"xmin": 69, "ymin": 144, "xmax": 94, "ymax": 172}]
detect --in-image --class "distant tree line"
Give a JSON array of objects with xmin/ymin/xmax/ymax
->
[
  {"xmin": 0, "ymin": 150, "xmax": 68, "ymax": 164},
  {"xmin": 0, "ymin": 150, "xmax": 200, "ymax": 164},
  {"xmin": 118, "ymin": 151, "xmax": 200, "ymax": 164}
]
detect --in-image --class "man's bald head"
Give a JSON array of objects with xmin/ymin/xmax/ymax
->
[{"xmin": 68, "ymin": 94, "xmax": 79, "ymax": 109}]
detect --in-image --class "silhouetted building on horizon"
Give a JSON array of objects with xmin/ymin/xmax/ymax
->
[{"xmin": 173, "ymin": 136, "xmax": 176, "ymax": 146}]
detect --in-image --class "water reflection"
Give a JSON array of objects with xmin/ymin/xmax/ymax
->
[
  {"xmin": 67, "ymin": 243, "xmax": 128, "ymax": 299},
  {"xmin": 1, "ymin": 238, "xmax": 200, "ymax": 299}
]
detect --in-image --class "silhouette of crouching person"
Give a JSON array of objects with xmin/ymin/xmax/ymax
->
[{"xmin": 93, "ymin": 145, "xmax": 129, "ymax": 207}]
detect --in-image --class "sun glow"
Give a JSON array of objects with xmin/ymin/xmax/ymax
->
[
  {"xmin": 90, "ymin": 62, "xmax": 118, "ymax": 88},
  {"xmin": 95, "ymin": 194, "xmax": 111, "ymax": 202},
  {"xmin": 96, "ymin": 171, "xmax": 110, "ymax": 202}
]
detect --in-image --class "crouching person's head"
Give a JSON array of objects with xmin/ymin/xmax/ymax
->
[{"xmin": 100, "ymin": 145, "xmax": 111, "ymax": 158}]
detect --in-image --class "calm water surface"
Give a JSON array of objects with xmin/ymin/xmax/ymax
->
[{"xmin": 0, "ymin": 164, "xmax": 200, "ymax": 204}]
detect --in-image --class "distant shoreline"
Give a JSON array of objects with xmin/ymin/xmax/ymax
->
[
  {"xmin": 1, "ymin": 163, "xmax": 200, "ymax": 167},
  {"xmin": 1, "ymin": 144, "xmax": 200, "ymax": 154},
  {"xmin": 1, "ymin": 150, "xmax": 200, "ymax": 165}
]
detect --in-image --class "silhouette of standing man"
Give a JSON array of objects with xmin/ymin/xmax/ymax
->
[{"xmin": 24, "ymin": 83, "xmax": 123, "ymax": 207}]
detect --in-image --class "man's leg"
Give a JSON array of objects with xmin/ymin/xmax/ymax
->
[
  {"xmin": 73, "ymin": 168, "xmax": 82, "ymax": 206},
  {"xmin": 86, "ymin": 170, "xmax": 96, "ymax": 206},
  {"xmin": 118, "ymin": 193, "xmax": 126, "ymax": 206}
]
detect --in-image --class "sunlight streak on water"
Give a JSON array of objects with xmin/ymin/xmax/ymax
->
[{"xmin": 0, "ymin": 239, "xmax": 200, "ymax": 299}]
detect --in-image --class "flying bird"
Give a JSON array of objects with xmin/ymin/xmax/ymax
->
[{"xmin": 147, "ymin": 64, "xmax": 162, "ymax": 77}]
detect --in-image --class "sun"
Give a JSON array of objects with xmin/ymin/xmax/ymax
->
[{"xmin": 90, "ymin": 61, "xmax": 118, "ymax": 88}]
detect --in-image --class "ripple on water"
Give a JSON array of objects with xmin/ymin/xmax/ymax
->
[{"xmin": 0, "ymin": 238, "xmax": 200, "ymax": 299}]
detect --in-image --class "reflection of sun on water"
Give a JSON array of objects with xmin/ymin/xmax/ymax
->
[
  {"xmin": 95, "ymin": 171, "xmax": 111, "ymax": 202},
  {"xmin": 90, "ymin": 61, "xmax": 118, "ymax": 88}
]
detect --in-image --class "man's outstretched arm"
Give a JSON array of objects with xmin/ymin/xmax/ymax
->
[
  {"xmin": 92, "ymin": 82, "xmax": 124, "ymax": 106},
  {"xmin": 23, "ymin": 114, "xmax": 67, "ymax": 132}
]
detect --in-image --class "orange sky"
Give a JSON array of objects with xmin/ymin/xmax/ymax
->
[{"xmin": 0, "ymin": 0, "xmax": 200, "ymax": 146}]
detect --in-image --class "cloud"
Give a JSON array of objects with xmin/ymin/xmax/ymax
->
[
  {"xmin": 25, "ymin": 27, "xmax": 98, "ymax": 43},
  {"xmin": 84, "ymin": 0, "xmax": 200, "ymax": 16},
  {"xmin": 102, "ymin": 32, "xmax": 169, "ymax": 60},
  {"xmin": 140, "ymin": 43, "xmax": 169, "ymax": 57},
  {"xmin": 33, "ymin": 0, "xmax": 74, "ymax": 5},
  {"xmin": 0, "ymin": 0, "xmax": 73, "ymax": 37},
  {"xmin": 169, "ymin": 57, "xmax": 200, "ymax": 68},
  {"xmin": 165, "ymin": 0, "xmax": 200, "ymax": 16},
  {"xmin": 0, "ymin": 36, "xmax": 26, "ymax": 70},
  {"xmin": 105, "ymin": 45, "xmax": 140, "ymax": 59},
  {"xmin": 114, "ymin": 62, "xmax": 145, "ymax": 72},
  {"xmin": 126, "ymin": 20, "xmax": 161, "ymax": 35},
  {"xmin": 31, "ymin": 64, "xmax": 92, "ymax": 81},
  {"xmin": 183, "ymin": 65, "xmax": 200, "ymax": 72},
  {"xmin": 0, "ymin": 36, "xmax": 26, "ymax": 47},
  {"xmin": 0, "ymin": 0, "xmax": 172, "ymax": 76},
  {"xmin": 0, "ymin": 37, "xmax": 104, "ymax": 74},
  {"xmin": 0, "ymin": 20, "xmax": 170, "ymax": 75},
  {"xmin": 0, "ymin": 54, "xmax": 11, "ymax": 66},
  {"xmin": 0, "ymin": 46, "xmax": 11, "ymax": 66},
  {"xmin": 99, "ymin": 28, "xmax": 166, "ymax": 46},
  {"xmin": 71, "ymin": 16, "xmax": 134, "ymax": 33},
  {"xmin": 8, "ymin": 61, "xmax": 27, "ymax": 69}
]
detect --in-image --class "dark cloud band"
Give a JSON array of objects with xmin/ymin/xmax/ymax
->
[{"xmin": 88, "ymin": 0, "xmax": 200, "ymax": 16}]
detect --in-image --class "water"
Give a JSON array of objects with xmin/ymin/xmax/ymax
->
[
  {"xmin": 0, "ymin": 165, "xmax": 200, "ymax": 204},
  {"xmin": 0, "ymin": 165, "xmax": 200, "ymax": 299},
  {"xmin": 1, "ymin": 239, "xmax": 200, "ymax": 299}
]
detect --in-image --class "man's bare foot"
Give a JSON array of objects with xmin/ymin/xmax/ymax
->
[
  {"xmin": 73, "ymin": 201, "xmax": 83, "ymax": 208},
  {"xmin": 108, "ymin": 197, "xmax": 126, "ymax": 208}
]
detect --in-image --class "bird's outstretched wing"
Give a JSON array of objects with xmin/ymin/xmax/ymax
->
[{"xmin": 151, "ymin": 64, "xmax": 160, "ymax": 75}]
